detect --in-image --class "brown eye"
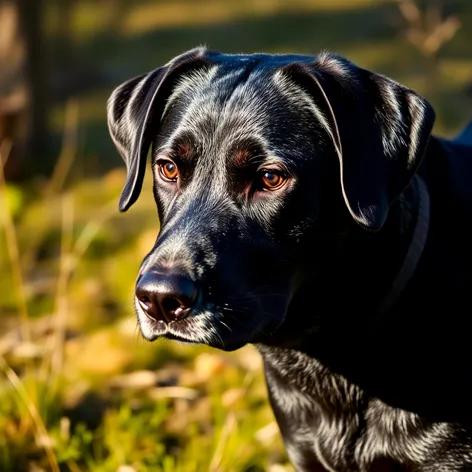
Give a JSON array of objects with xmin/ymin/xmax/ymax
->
[
  {"xmin": 260, "ymin": 170, "xmax": 285, "ymax": 190},
  {"xmin": 159, "ymin": 161, "xmax": 178, "ymax": 181}
]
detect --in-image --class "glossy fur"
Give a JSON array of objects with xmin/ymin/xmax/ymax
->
[{"xmin": 107, "ymin": 47, "xmax": 472, "ymax": 471}]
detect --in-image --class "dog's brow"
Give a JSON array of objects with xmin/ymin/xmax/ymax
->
[
  {"xmin": 175, "ymin": 142, "xmax": 194, "ymax": 158},
  {"xmin": 232, "ymin": 149, "xmax": 251, "ymax": 167},
  {"xmin": 258, "ymin": 155, "xmax": 290, "ymax": 170},
  {"xmin": 227, "ymin": 138, "xmax": 268, "ymax": 168},
  {"xmin": 229, "ymin": 149, "xmax": 289, "ymax": 172},
  {"xmin": 155, "ymin": 136, "xmax": 198, "ymax": 161}
]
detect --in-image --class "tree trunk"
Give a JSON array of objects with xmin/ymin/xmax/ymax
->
[{"xmin": 16, "ymin": 0, "xmax": 49, "ymax": 175}]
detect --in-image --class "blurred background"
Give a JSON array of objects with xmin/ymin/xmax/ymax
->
[{"xmin": 0, "ymin": 0, "xmax": 471, "ymax": 470}]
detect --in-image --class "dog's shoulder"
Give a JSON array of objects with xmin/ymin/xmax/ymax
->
[
  {"xmin": 454, "ymin": 120, "xmax": 472, "ymax": 147},
  {"xmin": 423, "ymin": 130, "xmax": 472, "ymax": 207},
  {"xmin": 259, "ymin": 346, "xmax": 364, "ymax": 470},
  {"xmin": 258, "ymin": 345, "xmax": 472, "ymax": 471}
]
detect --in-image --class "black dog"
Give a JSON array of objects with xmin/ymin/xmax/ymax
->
[{"xmin": 107, "ymin": 48, "xmax": 472, "ymax": 471}]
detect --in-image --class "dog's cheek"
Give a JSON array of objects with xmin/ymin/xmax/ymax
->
[{"xmin": 152, "ymin": 180, "xmax": 176, "ymax": 224}]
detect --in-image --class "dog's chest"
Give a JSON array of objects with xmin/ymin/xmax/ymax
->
[{"xmin": 259, "ymin": 347, "xmax": 440, "ymax": 471}]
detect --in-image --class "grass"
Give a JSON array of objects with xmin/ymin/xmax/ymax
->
[
  {"xmin": 1, "ymin": 0, "xmax": 472, "ymax": 470},
  {"xmin": 0, "ymin": 107, "xmax": 290, "ymax": 471}
]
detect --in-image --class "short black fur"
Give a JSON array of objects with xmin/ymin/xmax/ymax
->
[{"xmin": 108, "ymin": 48, "xmax": 472, "ymax": 471}]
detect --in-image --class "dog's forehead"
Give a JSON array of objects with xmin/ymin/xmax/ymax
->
[
  {"xmin": 161, "ymin": 53, "xmax": 326, "ymax": 156},
  {"xmin": 168, "ymin": 52, "xmax": 314, "ymax": 104},
  {"xmin": 167, "ymin": 59, "xmax": 282, "ymax": 116}
]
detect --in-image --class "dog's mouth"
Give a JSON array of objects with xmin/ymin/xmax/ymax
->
[{"xmin": 135, "ymin": 296, "xmax": 284, "ymax": 351}]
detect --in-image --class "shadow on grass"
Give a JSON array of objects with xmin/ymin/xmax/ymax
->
[
  {"xmin": 84, "ymin": 2, "xmax": 398, "ymax": 74},
  {"xmin": 54, "ymin": 0, "xmax": 472, "ymax": 176},
  {"xmin": 71, "ymin": 2, "xmax": 398, "ymax": 172}
]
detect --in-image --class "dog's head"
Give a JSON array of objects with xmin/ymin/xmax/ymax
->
[{"xmin": 107, "ymin": 48, "xmax": 434, "ymax": 351}]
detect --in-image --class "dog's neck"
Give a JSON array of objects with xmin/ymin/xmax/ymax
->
[
  {"xmin": 265, "ymin": 169, "xmax": 430, "ymax": 351},
  {"xmin": 376, "ymin": 175, "xmax": 430, "ymax": 314},
  {"xmin": 335, "ymin": 174, "xmax": 430, "ymax": 320}
]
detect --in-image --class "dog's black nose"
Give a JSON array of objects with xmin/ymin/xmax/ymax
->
[{"xmin": 136, "ymin": 272, "xmax": 199, "ymax": 323}]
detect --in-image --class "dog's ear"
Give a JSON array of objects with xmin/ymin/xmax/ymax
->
[
  {"xmin": 280, "ymin": 55, "xmax": 435, "ymax": 231},
  {"xmin": 107, "ymin": 47, "xmax": 210, "ymax": 212}
]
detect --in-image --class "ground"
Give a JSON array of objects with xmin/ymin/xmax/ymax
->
[{"xmin": 1, "ymin": 0, "xmax": 472, "ymax": 470}]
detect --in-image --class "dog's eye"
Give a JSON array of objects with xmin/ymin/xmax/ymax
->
[
  {"xmin": 260, "ymin": 170, "xmax": 286, "ymax": 190},
  {"xmin": 158, "ymin": 161, "xmax": 179, "ymax": 182}
]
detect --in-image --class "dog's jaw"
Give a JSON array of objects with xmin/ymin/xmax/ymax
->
[{"xmin": 135, "ymin": 296, "xmax": 269, "ymax": 351}]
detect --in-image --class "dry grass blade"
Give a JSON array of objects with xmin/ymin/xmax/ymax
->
[
  {"xmin": 39, "ymin": 195, "xmax": 118, "ymax": 393},
  {"xmin": 148, "ymin": 386, "xmax": 199, "ymax": 400},
  {"xmin": 71, "ymin": 198, "xmax": 118, "ymax": 261},
  {"xmin": 51, "ymin": 194, "xmax": 74, "ymax": 374},
  {"xmin": 208, "ymin": 413, "xmax": 237, "ymax": 472},
  {"xmin": 21, "ymin": 99, "xmax": 79, "ymax": 271},
  {"xmin": 423, "ymin": 16, "xmax": 461, "ymax": 55},
  {"xmin": 0, "ymin": 356, "xmax": 60, "ymax": 472},
  {"xmin": 395, "ymin": 0, "xmax": 421, "ymax": 25},
  {"xmin": 395, "ymin": 0, "xmax": 461, "ymax": 57},
  {"xmin": 39, "ymin": 193, "xmax": 74, "ymax": 394},
  {"xmin": 0, "ymin": 139, "xmax": 30, "ymax": 343},
  {"xmin": 47, "ymin": 100, "xmax": 79, "ymax": 198}
]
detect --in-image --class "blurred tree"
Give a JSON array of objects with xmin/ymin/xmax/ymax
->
[
  {"xmin": 16, "ymin": 0, "xmax": 49, "ymax": 176},
  {"xmin": 0, "ymin": 0, "xmax": 26, "ymax": 178},
  {"xmin": 0, "ymin": 0, "xmax": 49, "ymax": 178},
  {"xmin": 56, "ymin": 0, "xmax": 74, "ymax": 69},
  {"xmin": 52, "ymin": 0, "xmax": 107, "ymax": 102}
]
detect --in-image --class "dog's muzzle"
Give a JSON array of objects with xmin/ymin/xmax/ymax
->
[{"xmin": 136, "ymin": 271, "xmax": 200, "ymax": 323}]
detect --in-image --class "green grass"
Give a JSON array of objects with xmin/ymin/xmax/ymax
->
[
  {"xmin": 0, "ymin": 152, "xmax": 291, "ymax": 471},
  {"xmin": 1, "ymin": 0, "xmax": 472, "ymax": 470}
]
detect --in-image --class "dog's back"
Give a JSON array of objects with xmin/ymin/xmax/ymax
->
[
  {"xmin": 427, "ymin": 122, "xmax": 472, "ymax": 215},
  {"xmin": 455, "ymin": 120, "xmax": 472, "ymax": 146}
]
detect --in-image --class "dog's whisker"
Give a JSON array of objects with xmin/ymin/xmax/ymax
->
[{"xmin": 219, "ymin": 320, "xmax": 232, "ymax": 333}]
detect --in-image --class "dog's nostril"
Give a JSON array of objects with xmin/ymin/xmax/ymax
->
[
  {"xmin": 135, "ymin": 271, "xmax": 199, "ymax": 323},
  {"xmin": 138, "ymin": 295, "xmax": 151, "ymax": 306},
  {"xmin": 161, "ymin": 296, "xmax": 181, "ymax": 315}
]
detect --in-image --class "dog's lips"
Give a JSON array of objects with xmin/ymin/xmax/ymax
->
[
  {"xmin": 135, "ymin": 299, "xmax": 269, "ymax": 350},
  {"xmin": 138, "ymin": 314, "xmax": 199, "ymax": 343},
  {"xmin": 135, "ymin": 300, "xmax": 220, "ymax": 344},
  {"xmin": 138, "ymin": 316, "xmax": 245, "ymax": 350}
]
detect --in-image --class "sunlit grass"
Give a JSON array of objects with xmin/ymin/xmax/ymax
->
[
  {"xmin": 0, "ymin": 101, "xmax": 290, "ymax": 470},
  {"xmin": 121, "ymin": 0, "xmax": 383, "ymax": 34},
  {"xmin": 2, "ymin": 0, "xmax": 472, "ymax": 469}
]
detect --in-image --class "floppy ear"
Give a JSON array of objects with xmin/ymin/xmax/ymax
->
[
  {"xmin": 281, "ymin": 55, "xmax": 435, "ymax": 231},
  {"xmin": 107, "ymin": 47, "xmax": 210, "ymax": 212}
]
